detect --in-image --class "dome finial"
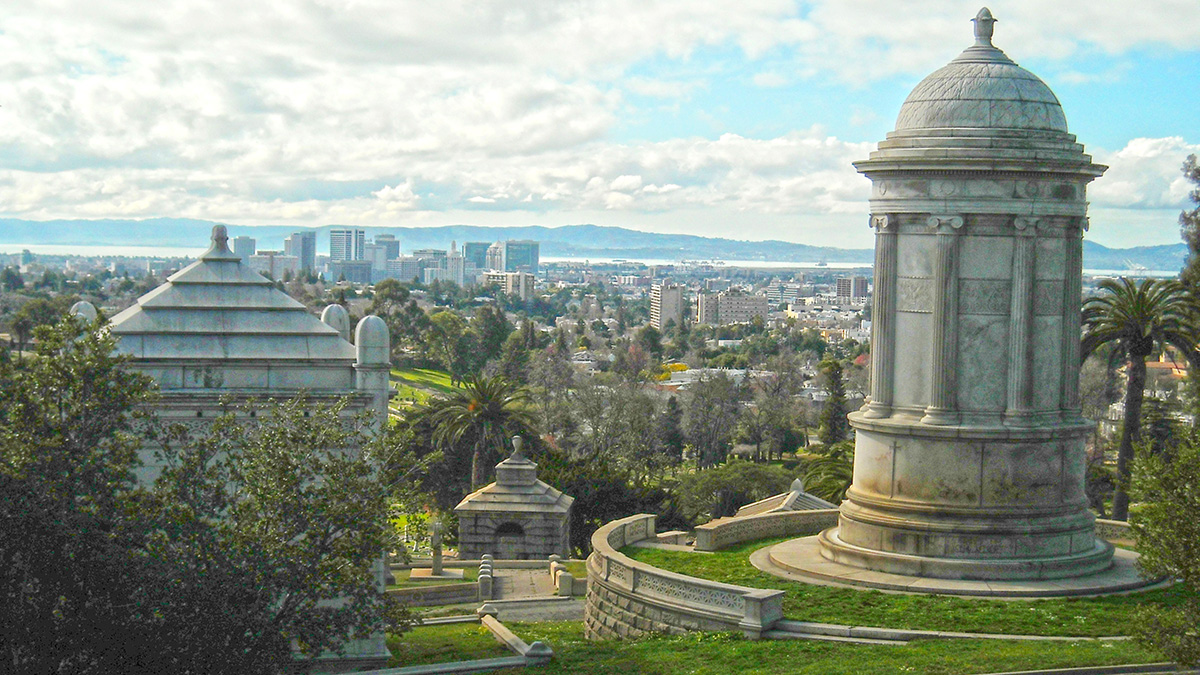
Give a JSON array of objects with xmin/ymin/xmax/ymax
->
[{"xmin": 972, "ymin": 7, "xmax": 996, "ymax": 46}]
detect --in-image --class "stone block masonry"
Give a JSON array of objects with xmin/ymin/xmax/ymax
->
[{"xmin": 583, "ymin": 514, "xmax": 783, "ymax": 641}]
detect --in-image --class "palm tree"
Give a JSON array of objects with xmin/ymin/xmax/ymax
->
[
  {"xmin": 422, "ymin": 375, "xmax": 536, "ymax": 490},
  {"xmin": 1082, "ymin": 277, "xmax": 1197, "ymax": 521},
  {"xmin": 802, "ymin": 440, "xmax": 854, "ymax": 504}
]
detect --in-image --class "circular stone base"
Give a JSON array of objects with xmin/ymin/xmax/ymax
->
[{"xmin": 753, "ymin": 536, "xmax": 1162, "ymax": 598}]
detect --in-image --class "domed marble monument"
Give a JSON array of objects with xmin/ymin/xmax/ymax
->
[{"xmin": 761, "ymin": 10, "xmax": 1153, "ymax": 594}]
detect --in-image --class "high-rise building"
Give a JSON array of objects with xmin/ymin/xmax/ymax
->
[
  {"xmin": 329, "ymin": 228, "xmax": 365, "ymax": 261},
  {"xmin": 386, "ymin": 257, "xmax": 425, "ymax": 283},
  {"xmin": 364, "ymin": 243, "xmax": 390, "ymax": 271},
  {"xmin": 463, "ymin": 242, "xmax": 491, "ymax": 270},
  {"xmin": 232, "ymin": 236, "xmax": 256, "ymax": 264},
  {"xmin": 503, "ymin": 240, "xmax": 539, "ymax": 274},
  {"xmin": 248, "ymin": 251, "xmax": 300, "ymax": 279},
  {"xmin": 485, "ymin": 242, "xmax": 505, "ymax": 271},
  {"xmin": 481, "ymin": 271, "xmax": 535, "ymax": 301},
  {"xmin": 649, "ymin": 284, "xmax": 683, "ymax": 331},
  {"xmin": 373, "ymin": 234, "xmax": 401, "ymax": 261},
  {"xmin": 835, "ymin": 276, "xmax": 869, "ymax": 301},
  {"xmin": 696, "ymin": 290, "xmax": 769, "ymax": 326},
  {"xmin": 283, "ymin": 231, "xmax": 317, "ymax": 271}
]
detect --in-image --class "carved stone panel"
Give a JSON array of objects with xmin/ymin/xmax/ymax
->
[
  {"xmin": 1033, "ymin": 280, "xmax": 1064, "ymax": 315},
  {"xmin": 958, "ymin": 279, "xmax": 1011, "ymax": 315},
  {"xmin": 897, "ymin": 277, "xmax": 933, "ymax": 314}
]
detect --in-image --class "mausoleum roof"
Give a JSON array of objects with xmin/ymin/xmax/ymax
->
[
  {"xmin": 455, "ymin": 443, "xmax": 574, "ymax": 516},
  {"xmin": 109, "ymin": 225, "xmax": 355, "ymax": 364},
  {"xmin": 894, "ymin": 8, "xmax": 1067, "ymax": 133}
]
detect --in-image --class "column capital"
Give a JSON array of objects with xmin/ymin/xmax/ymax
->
[
  {"xmin": 927, "ymin": 214, "xmax": 964, "ymax": 232},
  {"xmin": 870, "ymin": 214, "xmax": 894, "ymax": 231},
  {"xmin": 1013, "ymin": 216, "xmax": 1039, "ymax": 237}
]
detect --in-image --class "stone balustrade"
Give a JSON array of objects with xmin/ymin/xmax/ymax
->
[
  {"xmin": 694, "ymin": 509, "xmax": 840, "ymax": 552},
  {"xmin": 584, "ymin": 514, "xmax": 783, "ymax": 640}
]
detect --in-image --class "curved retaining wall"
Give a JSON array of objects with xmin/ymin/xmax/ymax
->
[
  {"xmin": 1093, "ymin": 519, "xmax": 1134, "ymax": 545},
  {"xmin": 694, "ymin": 509, "xmax": 840, "ymax": 552},
  {"xmin": 584, "ymin": 514, "xmax": 783, "ymax": 641}
]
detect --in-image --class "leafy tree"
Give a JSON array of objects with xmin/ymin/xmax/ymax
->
[
  {"xmin": 803, "ymin": 440, "xmax": 855, "ymax": 504},
  {"xmin": 636, "ymin": 324, "xmax": 664, "ymax": 360},
  {"xmin": 653, "ymin": 396, "xmax": 685, "ymax": 470},
  {"xmin": 497, "ymin": 329, "xmax": 532, "ymax": 383},
  {"xmin": 148, "ymin": 396, "xmax": 409, "ymax": 672},
  {"xmin": 1082, "ymin": 277, "xmax": 1195, "ymax": 520},
  {"xmin": 427, "ymin": 310, "xmax": 481, "ymax": 385},
  {"xmin": 0, "ymin": 266, "xmax": 23, "ymax": 291},
  {"xmin": 527, "ymin": 345, "xmax": 575, "ymax": 435},
  {"xmin": 423, "ymin": 375, "xmax": 535, "ymax": 489},
  {"xmin": 683, "ymin": 372, "xmax": 743, "ymax": 468},
  {"xmin": 474, "ymin": 304, "xmax": 512, "ymax": 364},
  {"xmin": 1130, "ymin": 431, "xmax": 1200, "ymax": 666},
  {"xmin": 1178, "ymin": 154, "xmax": 1200, "ymax": 291},
  {"xmin": 1, "ymin": 317, "xmax": 408, "ymax": 674},
  {"xmin": 817, "ymin": 356, "xmax": 850, "ymax": 446},
  {"xmin": 674, "ymin": 460, "xmax": 792, "ymax": 521},
  {"xmin": 368, "ymin": 278, "xmax": 429, "ymax": 360}
]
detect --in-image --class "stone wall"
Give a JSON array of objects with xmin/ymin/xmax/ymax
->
[
  {"xmin": 584, "ymin": 514, "xmax": 783, "ymax": 641},
  {"xmin": 694, "ymin": 509, "xmax": 840, "ymax": 552},
  {"xmin": 387, "ymin": 581, "xmax": 480, "ymax": 607},
  {"xmin": 1094, "ymin": 519, "xmax": 1134, "ymax": 545}
]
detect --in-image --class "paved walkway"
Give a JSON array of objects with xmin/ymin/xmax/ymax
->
[{"xmin": 493, "ymin": 568, "xmax": 555, "ymax": 600}]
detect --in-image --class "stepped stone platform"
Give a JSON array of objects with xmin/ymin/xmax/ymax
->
[{"xmin": 753, "ymin": 536, "xmax": 1164, "ymax": 598}]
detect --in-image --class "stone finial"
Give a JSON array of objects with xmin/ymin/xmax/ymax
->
[
  {"xmin": 321, "ymin": 304, "xmax": 351, "ymax": 342},
  {"xmin": 790, "ymin": 477, "xmax": 806, "ymax": 494},
  {"xmin": 511, "ymin": 435, "xmax": 525, "ymax": 459},
  {"xmin": 69, "ymin": 300, "xmax": 98, "ymax": 324},
  {"xmin": 972, "ymin": 7, "xmax": 996, "ymax": 46},
  {"xmin": 355, "ymin": 315, "xmax": 390, "ymax": 366},
  {"xmin": 200, "ymin": 224, "xmax": 241, "ymax": 262}
]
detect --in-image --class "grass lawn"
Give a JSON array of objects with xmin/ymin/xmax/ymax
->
[
  {"xmin": 387, "ymin": 623, "xmax": 510, "ymax": 666},
  {"xmin": 392, "ymin": 367, "xmax": 460, "ymax": 395},
  {"xmin": 622, "ymin": 538, "xmax": 1192, "ymax": 637},
  {"xmin": 562, "ymin": 561, "xmax": 587, "ymax": 579},
  {"xmin": 389, "ymin": 621, "xmax": 1163, "ymax": 675},
  {"xmin": 387, "ymin": 567, "xmax": 479, "ymax": 590}
]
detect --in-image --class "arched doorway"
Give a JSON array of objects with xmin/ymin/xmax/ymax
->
[{"xmin": 494, "ymin": 522, "xmax": 525, "ymax": 559}]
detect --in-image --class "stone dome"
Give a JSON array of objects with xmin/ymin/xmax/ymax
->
[{"xmin": 894, "ymin": 8, "xmax": 1067, "ymax": 133}]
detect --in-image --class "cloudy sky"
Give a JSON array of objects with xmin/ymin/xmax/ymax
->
[{"xmin": 1, "ymin": 0, "xmax": 1197, "ymax": 248}]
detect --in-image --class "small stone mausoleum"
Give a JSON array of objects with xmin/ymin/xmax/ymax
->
[{"xmin": 455, "ymin": 438, "xmax": 574, "ymax": 560}]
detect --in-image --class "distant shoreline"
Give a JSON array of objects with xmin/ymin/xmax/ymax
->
[{"xmin": 0, "ymin": 243, "xmax": 1179, "ymax": 278}]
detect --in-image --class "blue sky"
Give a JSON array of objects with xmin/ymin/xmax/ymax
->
[{"xmin": 0, "ymin": 1, "xmax": 1196, "ymax": 249}]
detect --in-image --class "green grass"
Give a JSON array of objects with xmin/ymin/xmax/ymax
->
[
  {"xmin": 389, "ymin": 621, "xmax": 1163, "ymax": 675},
  {"xmin": 387, "ymin": 623, "xmax": 510, "ymax": 666},
  {"xmin": 392, "ymin": 367, "xmax": 460, "ymax": 395},
  {"xmin": 622, "ymin": 538, "xmax": 1193, "ymax": 637},
  {"xmin": 562, "ymin": 561, "xmax": 587, "ymax": 579}
]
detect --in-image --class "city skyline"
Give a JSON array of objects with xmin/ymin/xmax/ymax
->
[{"xmin": 0, "ymin": 2, "xmax": 1196, "ymax": 249}]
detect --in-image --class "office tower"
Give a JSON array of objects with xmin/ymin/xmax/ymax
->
[
  {"xmin": 650, "ymin": 284, "xmax": 683, "ymax": 331},
  {"xmin": 463, "ymin": 242, "xmax": 491, "ymax": 270},
  {"xmin": 329, "ymin": 228, "xmax": 365, "ymax": 261},
  {"xmin": 373, "ymin": 234, "xmax": 400, "ymax": 260},
  {"xmin": 284, "ymin": 231, "xmax": 317, "ymax": 271},
  {"xmin": 232, "ymin": 236, "xmax": 256, "ymax": 264},
  {"xmin": 503, "ymin": 240, "xmax": 539, "ymax": 274}
]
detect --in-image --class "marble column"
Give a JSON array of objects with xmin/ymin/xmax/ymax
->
[
  {"xmin": 863, "ymin": 214, "xmax": 897, "ymax": 418},
  {"xmin": 1006, "ymin": 217, "xmax": 1038, "ymax": 425},
  {"xmin": 1061, "ymin": 221, "xmax": 1085, "ymax": 416},
  {"xmin": 922, "ymin": 214, "xmax": 963, "ymax": 426}
]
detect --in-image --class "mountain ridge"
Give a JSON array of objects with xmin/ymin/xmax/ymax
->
[{"xmin": 0, "ymin": 217, "xmax": 1185, "ymax": 271}]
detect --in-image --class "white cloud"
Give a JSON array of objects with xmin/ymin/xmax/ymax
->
[{"xmin": 0, "ymin": 0, "xmax": 1195, "ymax": 246}]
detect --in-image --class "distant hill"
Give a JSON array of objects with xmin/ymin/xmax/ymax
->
[{"xmin": 0, "ymin": 217, "xmax": 1185, "ymax": 271}]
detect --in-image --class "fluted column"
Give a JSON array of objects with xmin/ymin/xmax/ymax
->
[
  {"xmin": 1005, "ymin": 217, "xmax": 1038, "ymax": 425},
  {"xmin": 922, "ymin": 214, "xmax": 963, "ymax": 426},
  {"xmin": 1061, "ymin": 219, "xmax": 1085, "ymax": 417},
  {"xmin": 863, "ymin": 214, "xmax": 897, "ymax": 418}
]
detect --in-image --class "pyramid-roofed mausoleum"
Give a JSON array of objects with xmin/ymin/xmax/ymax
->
[
  {"xmin": 456, "ymin": 437, "xmax": 574, "ymax": 560},
  {"xmin": 76, "ymin": 225, "xmax": 394, "ymax": 672}
]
